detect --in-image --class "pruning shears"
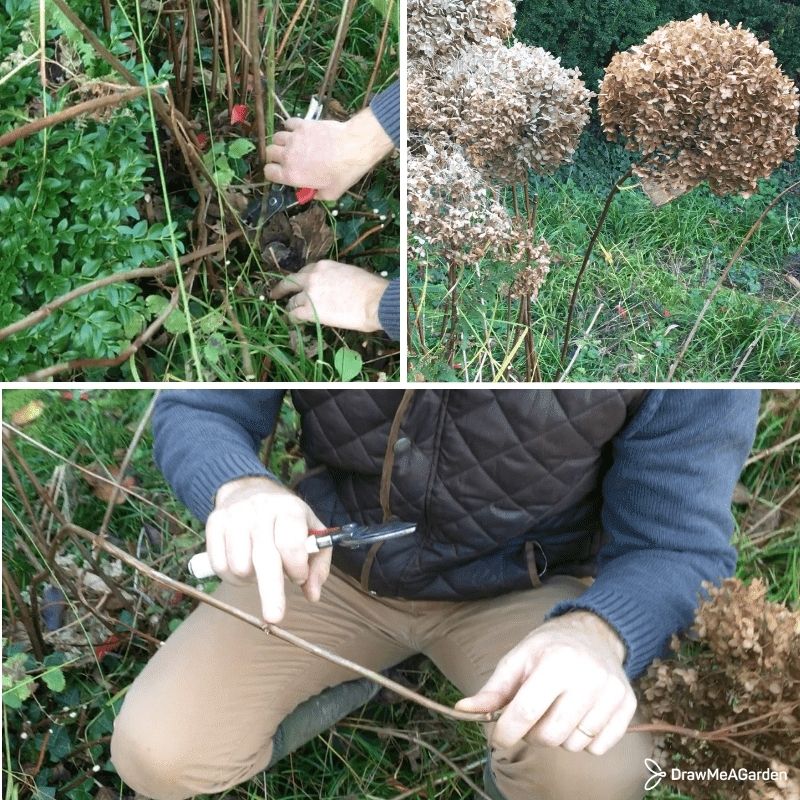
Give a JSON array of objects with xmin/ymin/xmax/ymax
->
[
  {"xmin": 243, "ymin": 95, "xmax": 324, "ymax": 227},
  {"xmin": 187, "ymin": 520, "xmax": 417, "ymax": 579}
]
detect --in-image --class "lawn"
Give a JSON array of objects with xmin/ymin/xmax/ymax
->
[
  {"xmin": 408, "ymin": 134, "xmax": 800, "ymax": 383},
  {"xmin": 2, "ymin": 389, "xmax": 798, "ymax": 799},
  {"xmin": 0, "ymin": 0, "xmax": 399, "ymax": 382}
]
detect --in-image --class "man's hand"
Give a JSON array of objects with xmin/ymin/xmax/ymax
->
[
  {"xmin": 264, "ymin": 107, "xmax": 394, "ymax": 201},
  {"xmin": 455, "ymin": 611, "xmax": 635, "ymax": 756},
  {"xmin": 205, "ymin": 476, "xmax": 332, "ymax": 623},
  {"xmin": 270, "ymin": 261, "xmax": 387, "ymax": 332}
]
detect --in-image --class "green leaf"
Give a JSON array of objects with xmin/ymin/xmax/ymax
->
[
  {"xmin": 199, "ymin": 311, "xmax": 224, "ymax": 334},
  {"xmin": 145, "ymin": 295, "xmax": 169, "ymax": 317},
  {"xmin": 41, "ymin": 666, "xmax": 65, "ymax": 693},
  {"xmin": 203, "ymin": 333, "xmax": 225, "ymax": 365},
  {"xmin": 333, "ymin": 347, "xmax": 362, "ymax": 381},
  {"xmin": 164, "ymin": 309, "xmax": 188, "ymax": 334},
  {"xmin": 47, "ymin": 725, "xmax": 71, "ymax": 762},
  {"xmin": 227, "ymin": 138, "xmax": 255, "ymax": 159}
]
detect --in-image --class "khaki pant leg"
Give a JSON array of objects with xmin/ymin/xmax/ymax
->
[
  {"xmin": 421, "ymin": 576, "xmax": 653, "ymax": 800},
  {"xmin": 110, "ymin": 573, "xmax": 414, "ymax": 800}
]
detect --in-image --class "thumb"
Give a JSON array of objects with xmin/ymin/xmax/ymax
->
[{"xmin": 455, "ymin": 654, "xmax": 526, "ymax": 713}]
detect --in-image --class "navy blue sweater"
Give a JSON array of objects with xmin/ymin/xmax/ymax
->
[
  {"xmin": 368, "ymin": 82, "xmax": 400, "ymax": 340},
  {"xmin": 153, "ymin": 389, "xmax": 759, "ymax": 678}
]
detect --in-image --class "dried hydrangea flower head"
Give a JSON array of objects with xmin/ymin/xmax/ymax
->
[
  {"xmin": 639, "ymin": 578, "xmax": 800, "ymax": 800},
  {"xmin": 407, "ymin": 0, "xmax": 515, "ymax": 62},
  {"xmin": 408, "ymin": 140, "xmax": 515, "ymax": 268},
  {"xmin": 415, "ymin": 40, "xmax": 591, "ymax": 184},
  {"xmin": 509, "ymin": 240, "xmax": 552, "ymax": 301},
  {"xmin": 599, "ymin": 14, "xmax": 800, "ymax": 203}
]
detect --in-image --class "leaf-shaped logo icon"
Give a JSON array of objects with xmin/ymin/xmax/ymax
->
[{"xmin": 644, "ymin": 758, "xmax": 666, "ymax": 791}]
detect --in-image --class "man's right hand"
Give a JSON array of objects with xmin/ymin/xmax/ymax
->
[{"xmin": 205, "ymin": 476, "xmax": 332, "ymax": 623}]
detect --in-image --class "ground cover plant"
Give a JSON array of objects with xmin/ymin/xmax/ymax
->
[
  {"xmin": 0, "ymin": 0, "xmax": 399, "ymax": 381},
  {"xmin": 407, "ymin": 1, "xmax": 800, "ymax": 382},
  {"xmin": 2, "ymin": 389, "xmax": 799, "ymax": 800}
]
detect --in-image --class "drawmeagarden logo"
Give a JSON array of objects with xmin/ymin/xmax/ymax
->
[
  {"xmin": 645, "ymin": 759, "xmax": 667, "ymax": 790},
  {"xmin": 644, "ymin": 759, "xmax": 788, "ymax": 792}
]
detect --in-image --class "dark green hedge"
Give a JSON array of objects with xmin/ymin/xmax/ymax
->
[{"xmin": 515, "ymin": 0, "xmax": 800, "ymax": 89}]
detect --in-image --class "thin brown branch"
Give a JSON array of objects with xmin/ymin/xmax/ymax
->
[
  {"xmin": 64, "ymin": 522, "xmax": 499, "ymax": 725},
  {"xmin": 2, "ymin": 563, "xmax": 46, "ymax": 661},
  {"xmin": 276, "ymin": 0, "xmax": 312, "ymax": 60},
  {"xmin": 668, "ymin": 179, "xmax": 800, "ymax": 380},
  {"xmin": 2, "ymin": 424, "xmax": 194, "ymax": 535},
  {"xmin": 100, "ymin": 0, "xmax": 110, "ymax": 32},
  {"xmin": 182, "ymin": 0, "xmax": 196, "ymax": 119},
  {"xmin": 210, "ymin": 0, "xmax": 220, "ymax": 103},
  {"xmin": 98, "ymin": 393, "xmax": 159, "ymax": 537},
  {"xmin": 744, "ymin": 430, "xmax": 800, "ymax": 466},
  {"xmin": 318, "ymin": 0, "xmax": 358, "ymax": 100},
  {"xmin": 558, "ymin": 164, "xmax": 634, "ymax": 374},
  {"xmin": 0, "ymin": 86, "xmax": 151, "ymax": 149},
  {"xmin": 16, "ymin": 263, "xmax": 201, "ymax": 381},
  {"xmin": 219, "ymin": 0, "xmax": 236, "ymax": 115},
  {"xmin": 339, "ymin": 222, "xmax": 386, "ymax": 257},
  {"xmin": 0, "ymin": 238, "xmax": 234, "ymax": 342},
  {"xmin": 362, "ymin": 0, "xmax": 394, "ymax": 106},
  {"xmin": 249, "ymin": 0, "xmax": 267, "ymax": 167}
]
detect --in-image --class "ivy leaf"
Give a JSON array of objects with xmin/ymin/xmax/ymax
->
[
  {"xmin": 333, "ymin": 347, "xmax": 363, "ymax": 381},
  {"xmin": 228, "ymin": 138, "xmax": 255, "ymax": 159},
  {"xmin": 47, "ymin": 726, "xmax": 71, "ymax": 762}
]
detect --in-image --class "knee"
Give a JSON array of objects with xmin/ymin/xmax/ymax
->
[
  {"xmin": 489, "ymin": 729, "xmax": 653, "ymax": 800},
  {"xmin": 110, "ymin": 695, "xmax": 270, "ymax": 800},
  {"xmin": 110, "ymin": 703, "xmax": 198, "ymax": 800}
]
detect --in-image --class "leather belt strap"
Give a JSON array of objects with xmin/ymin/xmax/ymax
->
[
  {"xmin": 379, "ymin": 388, "xmax": 415, "ymax": 522},
  {"xmin": 361, "ymin": 390, "xmax": 416, "ymax": 592}
]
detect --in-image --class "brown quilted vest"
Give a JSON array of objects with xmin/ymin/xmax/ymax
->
[{"xmin": 291, "ymin": 389, "xmax": 647, "ymax": 600}]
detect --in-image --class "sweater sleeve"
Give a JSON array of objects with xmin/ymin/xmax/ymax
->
[
  {"xmin": 377, "ymin": 277, "xmax": 401, "ymax": 341},
  {"xmin": 369, "ymin": 81, "xmax": 400, "ymax": 149},
  {"xmin": 547, "ymin": 389, "xmax": 760, "ymax": 678},
  {"xmin": 153, "ymin": 389, "xmax": 286, "ymax": 523}
]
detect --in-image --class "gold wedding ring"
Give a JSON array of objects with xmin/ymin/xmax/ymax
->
[{"xmin": 577, "ymin": 724, "xmax": 597, "ymax": 738}]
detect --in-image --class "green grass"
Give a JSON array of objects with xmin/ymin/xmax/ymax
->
[
  {"xmin": 409, "ymin": 145, "xmax": 800, "ymax": 382},
  {"xmin": 2, "ymin": 389, "xmax": 798, "ymax": 800}
]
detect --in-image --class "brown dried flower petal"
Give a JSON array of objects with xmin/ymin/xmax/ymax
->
[
  {"xmin": 509, "ymin": 240, "xmax": 551, "ymax": 300},
  {"xmin": 407, "ymin": 0, "xmax": 515, "ymax": 63},
  {"xmin": 599, "ymin": 14, "xmax": 800, "ymax": 200},
  {"xmin": 639, "ymin": 578, "xmax": 800, "ymax": 799},
  {"xmin": 427, "ymin": 40, "xmax": 593, "ymax": 184}
]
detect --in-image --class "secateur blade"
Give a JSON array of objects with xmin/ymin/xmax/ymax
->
[
  {"xmin": 327, "ymin": 521, "xmax": 417, "ymax": 549},
  {"xmin": 242, "ymin": 95, "xmax": 324, "ymax": 228}
]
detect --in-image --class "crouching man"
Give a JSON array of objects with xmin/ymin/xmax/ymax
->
[{"xmin": 111, "ymin": 389, "xmax": 758, "ymax": 800}]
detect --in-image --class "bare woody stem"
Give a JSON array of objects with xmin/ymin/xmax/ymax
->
[
  {"xmin": 0, "ymin": 86, "xmax": 153, "ymax": 149},
  {"xmin": 0, "ymin": 237, "xmax": 238, "ymax": 343},
  {"xmin": 557, "ymin": 164, "xmax": 634, "ymax": 375},
  {"xmin": 63, "ymin": 523, "xmax": 500, "ymax": 724},
  {"xmin": 16, "ymin": 263, "xmax": 201, "ymax": 381}
]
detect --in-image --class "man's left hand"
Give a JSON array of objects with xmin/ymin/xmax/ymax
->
[
  {"xmin": 455, "ymin": 611, "xmax": 636, "ymax": 755},
  {"xmin": 270, "ymin": 260, "xmax": 387, "ymax": 333}
]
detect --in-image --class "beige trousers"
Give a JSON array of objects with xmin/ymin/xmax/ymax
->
[{"xmin": 111, "ymin": 572, "xmax": 652, "ymax": 800}]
